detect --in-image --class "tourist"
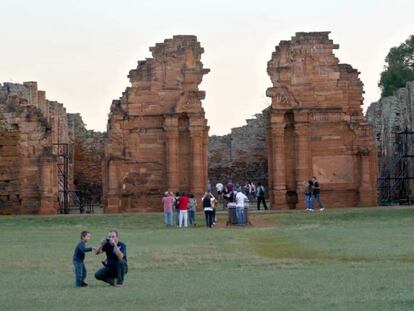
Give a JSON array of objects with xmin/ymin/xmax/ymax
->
[
  {"xmin": 173, "ymin": 192, "xmax": 180, "ymax": 227},
  {"xmin": 72, "ymin": 230, "xmax": 94, "ymax": 287},
  {"xmin": 256, "ymin": 182, "xmax": 268, "ymax": 210},
  {"xmin": 178, "ymin": 192, "xmax": 189, "ymax": 228},
  {"xmin": 304, "ymin": 180, "xmax": 314, "ymax": 211},
  {"xmin": 235, "ymin": 187, "xmax": 248, "ymax": 225},
  {"xmin": 222, "ymin": 186, "xmax": 230, "ymax": 210},
  {"xmin": 312, "ymin": 176, "xmax": 325, "ymax": 211},
  {"xmin": 95, "ymin": 229, "xmax": 128, "ymax": 287},
  {"xmin": 215, "ymin": 181, "xmax": 224, "ymax": 203},
  {"xmin": 211, "ymin": 194, "xmax": 218, "ymax": 225},
  {"xmin": 250, "ymin": 181, "xmax": 256, "ymax": 200},
  {"xmin": 162, "ymin": 191, "xmax": 173, "ymax": 226},
  {"xmin": 202, "ymin": 192, "xmax": 215, "ymax": 228},
  {"xmin": 226, "ymin": 180, "xmax": 234, "ymax": 194},
  {"xmin": 207, "ymin": 180, "xmax": 212, "ymax": 193},
  {"xmin": 188, "ymin": 194, "xmax": 197, "ymax": 226}
]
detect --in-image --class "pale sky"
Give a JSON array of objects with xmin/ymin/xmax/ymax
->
[{"xmin": 0, "ymin": 0, "xmax": 413, "ymax": 135}]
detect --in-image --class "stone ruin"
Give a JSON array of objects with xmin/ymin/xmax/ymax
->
[
  {"xmin": 366, "ymin": 81, "xmax": 414, "ymax": 200},
  {"xmin": 0, "ymin": 82, "xmax": 71, "ymax": 214},
  {"xmin": 208, "ymin": 113, "xmax": 268, "ymax": 190},
  {"xmin": 0, "ymin": 82, "xmax": 104, "ymax": 215},
  {"xmin": 0, "ymin": 32, "xmax": 381, "ymax": 215},
  {"xmin": 104, "ymin": 36, "xmax": 209, "ymax": 212},
  {"xmin": 265, "ymin": 32, "xmax": 377, "ymax": 208}
]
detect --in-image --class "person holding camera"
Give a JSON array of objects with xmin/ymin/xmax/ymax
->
[{"xmin": 94, "ymin": 229, "xmax": 128, "ymax": 287}]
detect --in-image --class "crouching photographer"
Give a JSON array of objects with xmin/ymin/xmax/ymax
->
[{"xmin": 95, "ymin": 229, "xmax": 128, "ymax": 287}]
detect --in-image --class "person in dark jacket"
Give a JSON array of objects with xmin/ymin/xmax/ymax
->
[
  {"xmin": 73, "ymin": 230, "xmax": 94, "ymax": 287},
  {"xmin": 95, "ymin": 229, "xmax": 128, "ymax": 287}
]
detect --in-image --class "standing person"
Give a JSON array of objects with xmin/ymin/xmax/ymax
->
[
  {"xmin": 202, "ymin": 192, "xmax": 214, "ymax": 228},
  {"xmin": 256, "ymin": 182, "xmax": 268, "ymax": 210},
  {"xmin": 162, "ymin": 192, "xmax": 173, "ymax": 226},
  {"xmin": 226, "ymin": 180, "xmax": 234, "ymax": 194},
  {"xmin": 215, "ymin": 181, "xmax": 224, "ymax": 203},
  {"xmin": 250, "ymin": 182, "xmax": 256, "ymax": 201},
  {"xmin": 304, "ymin": 180, "xmax": 314, "ymax": 211},
  {"xmin": 312, "ymin": 176, "xmax": 325, "ymax": 211},
  {"xmin": 207, "ymin": 180, "xmax": 212, "ymax": 193},
  {"xmin": 222, "ymin": 186, "xmax": 230, "ymax": 210},
  {"xmin": 95, "ymin": 229, "xmax": 128, "ymax": 287},
  {"xmin": 173, "ymin": 192, "xmax": 180, "ymax": 227},
  {"xmin": 235, "ymin": 187, "xmax": 248, "ymax": 225},
  {"xmin": 188, "ymin": 194, "xmax": 197, "ymax": 226},
  {"xmin": 178, "ymin": 192, "xmax": 189, "ymax": 228},
  {"xmin": 73, "ymin": 230, "xmax": 94, "ymax": 287},
  {"xmin": 210, "ymin": 193, "xmax": 217, "ymax": 225}
]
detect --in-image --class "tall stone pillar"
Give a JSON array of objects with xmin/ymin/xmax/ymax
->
[
  {"xmin": 190, "ymin": 127, "xmax": 205, "ymax": 197},
  {"xmin": 40, "ymin": 152, "xmax": 58, "ymax": 214},
  {"xmin": 358, "ymin": 148, "xmax": 374, "ymax": 206},
  {"xmin": 271, "ymin": 124, "xmax": 288, "ymax": 209},
  {"xmin": 165, "ymin": 117, "xmax": 180, "ymax": 193},
  {"xmin": 294, "ymin": 123, "xmax": 310, "ymax": 208}
]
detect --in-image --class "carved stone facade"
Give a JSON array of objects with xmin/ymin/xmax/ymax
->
[
  {"xmin": 266, "ymin": 32, "xmax": 377, "ymax": 208},
  {"xmin": 0, "ymin": 82, "xmax": 73, "ymax": 214},
  {"xmin": 104, "ymin": 36, "xmax": 209, "ymax": 212}
]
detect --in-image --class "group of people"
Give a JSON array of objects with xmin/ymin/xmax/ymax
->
[
  {"xmin": 162, "ymin": 191, "xmax": 219, "ymax": 228},
  {"xmin": 213, "ymin": 180, "xmax": 269, "ymax": 211},
  {"xmin": 303, "ymin": 176, "xmax": 325, "ymax": 211},
  {"xmin": 72, "ymin": 229, "xmax": 128, "ymax": 287}
]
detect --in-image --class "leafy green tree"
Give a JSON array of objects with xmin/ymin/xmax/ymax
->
[{"xmin": 379, "ymin": 35, "xmax": 414, "ymax": 97}]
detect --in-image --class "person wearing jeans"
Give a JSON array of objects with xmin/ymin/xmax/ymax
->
[
  {"xmin": 312, "ymin": 176, "xmax": 325, "ymax": 211},
  {"xmin": 162, "ymin": 192, "xmax": 173, "ymax": 226},
  {"xmin": 95, "ymin": 229, "xmax": 128, "ymax": 286},
  {"xmin": 202, "ymin": 192, "xmax": 214, "ymax": 227},
  {"xmin": 304, "ymin": 180, "xmax": 314, "ymax": 211},
  {"xmin": 235, "ymin": 188, "xmax": 248, "ymax": 225}
]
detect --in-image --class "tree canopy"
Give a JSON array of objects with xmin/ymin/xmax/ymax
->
[{"xmin": 379, "ymin": 34, "xmax": 414, "ymax": 97}]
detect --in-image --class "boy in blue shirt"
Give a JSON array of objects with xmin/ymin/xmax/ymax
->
[{"xmin": 73, "ymin": 230, "xmax": 94, "ymax": 287}]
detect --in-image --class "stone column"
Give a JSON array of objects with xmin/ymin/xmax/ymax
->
[
  {"xmin": 40, "ymin": 152, "xmax": 58, "ymax": 214},
  {"xmin": 271, "ymin": 124, "xmax": 288, "ymax": 209},
  {"xmin": 164, "ymin": 117, "xmax": 180, "ymax": 193},
  {"xmin": 294, "ymin": 123, "xmax": 310, "ymax": 208},
  {"xmin": 105, "ymin": 159, "xmax": 121, "ymax": 213},
  {"xmin": 358, "ymin": 148, "xmax": 375, "ymax": 206},
  {"xmin": 189, "ymin": 127, "xmax": 205, "ymax": 197}
]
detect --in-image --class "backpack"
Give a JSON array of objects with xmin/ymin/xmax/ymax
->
[{"xmin": 258, "ymin": 186, "xmax": 265, "ymax": 197}]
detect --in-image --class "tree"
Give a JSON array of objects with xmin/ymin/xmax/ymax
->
[{"xmin": 379, "ymin": 35, "xmax": 414, "ymax": 97}]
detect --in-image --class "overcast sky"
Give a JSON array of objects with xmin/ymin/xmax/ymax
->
[{"xmin": 0, "ymin": 0, "xmax": 413, "ymax": 135}]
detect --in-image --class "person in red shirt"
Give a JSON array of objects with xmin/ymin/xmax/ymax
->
[{"xmin": 178, "ymin": 192, "xmax": 189, "ymax": 228}]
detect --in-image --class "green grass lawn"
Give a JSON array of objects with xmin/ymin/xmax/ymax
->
[{"xmin": 1, "ymin": 207, "xmax": 414, "ymax": 311}]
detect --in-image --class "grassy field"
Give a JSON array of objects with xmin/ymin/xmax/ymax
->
[{"xmin": 0, "ymin": 207, "xmax": 414, "ymax": 311}]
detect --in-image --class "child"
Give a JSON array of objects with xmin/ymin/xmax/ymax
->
[
  {"xmin": 73, "ymin": 230, "xmax": 94, "ymax": 287},
  {"xmin": 188, "ymin": 194, "xmax": 197, "ymax": 226}
]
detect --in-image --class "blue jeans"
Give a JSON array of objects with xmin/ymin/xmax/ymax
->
[
  {"xmin": 95, "ymin": 260, "xmax": 128, "ymax": 285},
  {"xmin": 188, "ymin": 210, "xmax": 196, "ymax": 225},
  {"xmin": 174, "ymin": 208, "xmax": 180, "ymax": 226},
  {"xmin": 73, "ymin": 259, "xmax": 86, "ymax": 287},
  {"xmin": 305, "ymin": 195, "xmax": 313, "ymax": 209},
  {"xmin": 313, "ymin": 193, "xmax": 325, "ymax": 209},
  {"xmin": 236, "ymin": 206, "xmax": 245, "ymax": 224},
  {"xmin": 164, "ymin": 210, "xmax": 173, "ymax": 226}
]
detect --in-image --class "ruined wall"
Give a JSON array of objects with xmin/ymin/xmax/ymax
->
[
  {"xmin": 366, "ymin": 81, "xmax": 414, "ymax": 199},
  {"xmin": 208, "ymin": 113, "xmax": 268, "ymax": 189},
  {"xmin": 0, "ymin": 82, "xmax": 73, "ymax": 214},
  {"xmin": 266, "ymin": 32, "xmax": 377, "ymax": 209},
  {"xmin": 68, "ymin": 113, "xmax": 105, "ymax": 206},
  {"xmin": 104, "ymin": 36, "xmax": 209, "ymax": 212}
]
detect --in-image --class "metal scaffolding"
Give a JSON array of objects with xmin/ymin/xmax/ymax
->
[{"xmin": 377, "ymin": 129, "xmax": 414, "ymax": 205}]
